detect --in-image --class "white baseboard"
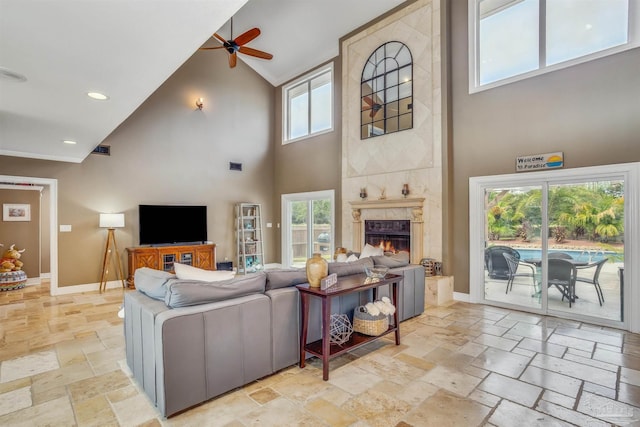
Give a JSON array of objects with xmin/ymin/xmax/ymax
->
[
  {"xmin": 25, "ymin": 277, "xmax": 42, "ymax": 286},
  {"xmin": 53, "ymin": 280, "xmax": 126, "ymax": 296},
  {"xmin": 454, "ymin": 292, "xmax": 470, "ymax": 302}
]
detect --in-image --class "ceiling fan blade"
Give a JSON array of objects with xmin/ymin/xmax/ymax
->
[
  {"xmin": 238, "ymin": 46, "xmax": 273, "ymax": 60},
  {"xmin": 213, "ymin": 33, "xmax": 227, "ymax": 43},
  {"xmin": 363, "ymin": 96, "xmax": 374, "ymax": 107},
  {"xmin": 234, "ymin": 28, "xmax": 261, "ymax": 46},
  {"xmin": 229, "ymin": 52, "xmax": 237, "ymax": 68},
  {"xmin": 199, "ymin": 46, "xmax": 226, "ymax": 50}
]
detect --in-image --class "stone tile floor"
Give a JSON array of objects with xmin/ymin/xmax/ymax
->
[{"xmin": 1, "ymin": 281, "xmax": 640, "ymax": 426}]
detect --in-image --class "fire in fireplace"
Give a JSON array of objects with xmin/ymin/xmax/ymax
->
[{"xmin": 364, "ymin": 220, "xmax": 410, "ymax": 254}]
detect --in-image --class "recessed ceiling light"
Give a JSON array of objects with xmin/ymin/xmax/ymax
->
[
  {"xmin": 0, "ymin": 66, "xmax": 27, "ymax": 83},
  {"xmin": 63, "ymin": 140, "xmax": 77, "ymax": 145},
  {"xmin": 87, "ymin": 92, "xmax": 109, "ymax": 100}
]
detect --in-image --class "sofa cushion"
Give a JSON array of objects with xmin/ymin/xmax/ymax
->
[
  {"xmin": 135, "ymin": 267, "xmax": 176, "ymax": 300},
  {"xmin": 265, "ymin": 268, "xmax": 307, "ymax": 290},
  {"xmin": 173, "ymin": 262, "xmax": 236, "ymax": 282},
  {"xmin": 164, "ymin": 272, "xmax": 267, "ymax": 308},
  {"xmin": 328, "ymin": 257, "xmax": 374, "ymax": 277},
  {"xmin": 371, "ymin": 251, "xmax": 410, "ymax": 268}
]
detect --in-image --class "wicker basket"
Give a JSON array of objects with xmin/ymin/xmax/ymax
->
[
  {"xmin": 420, "ymin": 258, "xmax": 436, "ymax": 276},
  {"xmin": 353, "ymin": 306, "xmax": 389, "ymax": 336}
]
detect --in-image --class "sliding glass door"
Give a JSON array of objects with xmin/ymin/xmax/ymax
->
[
  {"xmin": 483, "ymin": 185, "xmax": 543, "ymax": 310},
  {"xmin": 470, "ymin": 164, "xmax": 635, "ymax": 329},
  {"xmin": 547, "ymin": 180, "xmax": 624, "ymax": 321}
]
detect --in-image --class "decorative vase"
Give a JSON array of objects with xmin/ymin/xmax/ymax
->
[{"xmin": 306, "ymin": 253, "xmax": 328, "ymax": 288}]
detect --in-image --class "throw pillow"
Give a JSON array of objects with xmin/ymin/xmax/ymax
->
[
  {"xmin": 134, "ymin": 267, "xmax": 176, "ymax": 300},
  {"xmin": 164, "ymin": 272, "xmax": 266, "ymax": 308},
  {"xmin": 336, "ymin": 253, "xmax": 348, "ymax": 263},
  {"xmin": 371, "ymin": 251, "xmax": 410, "ymax": 268},
  {"xmin": 346, "ymin": 254, "xmax": 359, "ymax": 262},
  {"xmin": 173, "ymin": 262, "xmax": 236, "ymax": 282},
  {"xmin": 265, "ymin": 268, "xmax": 308, "ymax": 291},
  {"xmin": 359, "ymin": 243, "xmax": 384, "ymax": 259},
  {"xmin": 328, "ymin": 257, "xmax": 374, "ymax": 277}
]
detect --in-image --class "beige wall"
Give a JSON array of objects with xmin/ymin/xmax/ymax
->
[
  {"xmin": 0, "ymin": 49, "xmax": 275, "ymax": 287},
  {"xmin": 0, "ymin": 188, "xmax": 40, "ymax": 278},
  {"xmin": 273, "ymin": 59, "xmax": 343, "ymax": 260},
  {"xmin": 449, "ymin": 1, "xmax": 640, "ymax": 293}
]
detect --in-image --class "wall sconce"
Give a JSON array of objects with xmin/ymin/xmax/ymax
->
[
  {"xmin": 195, "ymin": 97, "xmax": 204, "ymax": 110},
  {"xmin": 402, "ymin": 184, "xmax": 409, "ymax": 198}
]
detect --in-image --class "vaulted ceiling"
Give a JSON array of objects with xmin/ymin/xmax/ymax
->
[{"xmin": 0, "ymin": 0, "xmax": 407, "ymax": 163}]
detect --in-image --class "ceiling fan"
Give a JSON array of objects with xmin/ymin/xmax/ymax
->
[
  {"xmin": 362, "ymin": 95, "xmax": 383, "ymax": 118},
  {"xmin": 200, "ymin": 18, "xmax": 273, "ymax": 68}
]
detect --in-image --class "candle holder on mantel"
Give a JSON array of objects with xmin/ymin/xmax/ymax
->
[
  {"xmin": 359, "ymin": 188, "xmax": 368, "ymax": 200},
  {"xmin": 402, "ymin": 184, "xmax": 410, "ymax": 198}
]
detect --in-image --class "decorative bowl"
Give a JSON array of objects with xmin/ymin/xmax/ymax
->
[{"xmin": 365, "ymin": 265, "xmax": 389, "ymax": 279}]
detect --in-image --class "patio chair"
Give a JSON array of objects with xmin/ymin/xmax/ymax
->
[
  {"xmin": 548, "ymin": 258, "xmax": 577, "ymax": 308},
  {"xmin": 485, "ymin": 245, "xmax": 520, "ymax": 280},
  {"xmin": 575, "ymin": 258, "xmax": 608, "ymax": 306},
  {"xmin": 549, "ymin": 252, "xmax": 572, "ymax": 259},
  {"xmin": 503, "ymin": 252, "xmax": 538, "ymax": 294}
]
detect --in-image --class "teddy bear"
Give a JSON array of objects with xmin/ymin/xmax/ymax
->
[{"xmin": 0, "ymin": 244, "xmax": 25, "ymax": 272}]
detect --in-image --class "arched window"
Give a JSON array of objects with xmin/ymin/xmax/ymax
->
[{"xmin": 361, "ymin": 41, "xmax": 413, "ymax": 139}]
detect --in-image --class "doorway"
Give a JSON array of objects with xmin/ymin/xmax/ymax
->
[
  {"xmin": 281, "ymin": 190, "xmax": 334, "ymax": 268},
  {"xmin": 0, "ymin": 175, "xmax": 58, "ymax": 295},
  {"xmin": 470, "ymin": 163, "xmax": 638, "ymax": 331}
]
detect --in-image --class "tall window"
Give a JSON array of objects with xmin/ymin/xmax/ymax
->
[
  {"xmin": 283, "ymin": 64, "xmax": 333, "ymax": 143},
  {"xmin": 469, "ymin": 0, "xmax": 639, "ymax": 92}
]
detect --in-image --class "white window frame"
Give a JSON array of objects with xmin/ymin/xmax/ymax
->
[
  {"xmin": 469, "ymin": 163, "xmax": 640, "ymax": 332},
  {"xmin": 468, "ymin": 0, "xmax": 640, "ymax": 93},
  {"xmin": 281, "ymin": 190, "xmax": 335, "ymax": 268},
  {"xmin": 282, "ymin": 63, "xmax": 334, "ymax": 144}
]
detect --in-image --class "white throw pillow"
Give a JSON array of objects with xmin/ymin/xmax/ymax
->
[
  {"xmin": 173, "ymin": 262, "xmax": 236, "ymax": 282},
  {"xmin": 359, "ymin": 243, "xmax": 383, "ymax": 259},
  {"xmin": 336, "ymin": 253, "xmax": 348, "ymax": 263},
  {"xmin": 346, "ymin": 254, "xmax": 359, "ymax": 262}
]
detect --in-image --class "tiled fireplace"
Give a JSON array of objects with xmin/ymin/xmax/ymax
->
[
  {"xmin": 340, "ymin": 0, "xmax": 443, "ymax": 267},
  {"xmin": 349, "ymin": 197, "xmax": 425, "ymax": 265}
]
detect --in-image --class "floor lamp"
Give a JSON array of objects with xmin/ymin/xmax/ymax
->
[{"xmin": 99, "ymin": 213, "xmax": 126, "ymax": 293}]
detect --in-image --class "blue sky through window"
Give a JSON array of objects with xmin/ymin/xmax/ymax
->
[{"xmin": 478, "ymin": 0, "xmax": 631, "ymax": 87}]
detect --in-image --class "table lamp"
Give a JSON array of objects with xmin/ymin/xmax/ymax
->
[{"xmin": 99, "ymin": 213, "xmax": 126, "ymax": 293}]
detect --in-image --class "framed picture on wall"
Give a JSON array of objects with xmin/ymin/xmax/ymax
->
[{"xmin": 3, "ymin": 204, "xmax": 31, "ymax": 222}]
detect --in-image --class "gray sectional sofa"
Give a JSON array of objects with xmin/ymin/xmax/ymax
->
[{"xmin": 124, "ymin": 256, "xmax": 425, "ymax": 417}]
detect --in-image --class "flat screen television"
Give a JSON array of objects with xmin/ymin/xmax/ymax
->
[{"xmin": 139, "ymin": 205, "xmax": 207, "ymax": 245}]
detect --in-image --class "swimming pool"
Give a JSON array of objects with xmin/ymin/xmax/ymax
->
[{"xmin": 513, "ymin": 248, "xmax": 614, "ymax": 262}]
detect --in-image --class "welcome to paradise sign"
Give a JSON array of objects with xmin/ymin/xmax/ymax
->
[{"xmin": 516, "ymin": 152, "xmax": 564, "ymax": 172}]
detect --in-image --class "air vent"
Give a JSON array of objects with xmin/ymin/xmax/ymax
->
[
  {"xmin": 229, "ymin": 162, "xmax": 242, "ymax": 171},
  {"xmin": 92, "ymin": 145, "xmax": 111, "ymax": 156}
]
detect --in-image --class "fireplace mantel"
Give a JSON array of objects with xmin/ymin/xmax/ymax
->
[
  {"xmin": 349, "ymin": 197, "xmax": 425, "ymax": 210},
  {"xmin": 349, "ymin": 198, "xmax": 425, "ymax": 264}
]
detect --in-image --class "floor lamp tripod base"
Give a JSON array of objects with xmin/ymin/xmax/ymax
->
[{"xmin": 99, "ymin": 228, "xmax": 126, "ymax": 293}]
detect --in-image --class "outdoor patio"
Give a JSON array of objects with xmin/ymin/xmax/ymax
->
[{"xmin": 484, "ymin": 261, "xmax": 623, "ymax": 322}]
